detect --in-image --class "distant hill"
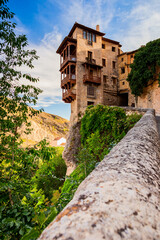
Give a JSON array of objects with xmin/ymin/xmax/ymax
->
[{"xmin": 18, "ymin": 111, "xmax": 69, "ymax": 148}]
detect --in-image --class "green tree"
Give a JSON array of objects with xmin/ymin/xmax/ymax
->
[
  {"xmin": 127, "ymin": 39, "xmax": 160, "ymax": 97},
  {"xmin": 0, "ymin": 0, "xmax": 42, "ymax": 238}
]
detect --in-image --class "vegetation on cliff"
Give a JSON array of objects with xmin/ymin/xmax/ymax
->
[{"xmin": 127, "ymin": 38, "xmax": 160, "ymax": 96}]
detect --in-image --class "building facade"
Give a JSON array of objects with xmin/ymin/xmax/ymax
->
[{"xmin": 56, "ymin": 22, "xmax": 159, "ymax": 123}]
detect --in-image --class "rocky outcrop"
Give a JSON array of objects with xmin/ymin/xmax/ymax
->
[
  {"xmin": 62, "ymin": 121, "xmax": 81, "ymax": 175},
  {"xmin": 18, "ymin": 112, "xmax": 69, "ymax": 147},
  {"xmin": 38, "ymin": 109, "xmax": 160, "ymax": 240}
]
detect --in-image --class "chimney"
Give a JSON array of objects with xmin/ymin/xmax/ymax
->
[{"xmin": 96, "ymin": 25, "xmax": 100, "ymax": 31}]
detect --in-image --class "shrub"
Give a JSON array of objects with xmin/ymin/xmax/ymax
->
[{"xmin": 33, "ymin": 149, "xmax": 67, "ymax": 200}]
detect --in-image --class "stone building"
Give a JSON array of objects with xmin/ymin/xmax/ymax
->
[
  {"xmin": 56, "ymin": 22, "xmax": 160, "ymax": 123},
  {"xmin": 118, "ymin": 50, "xmax": 137, "ymax": 107},
  {"xmin": 118, "ymin": 50, "xmax": 160, "ymax": 114},
  {"xmin": 56, "ymin": 22, "xmax": 122, "ymax": 123}
]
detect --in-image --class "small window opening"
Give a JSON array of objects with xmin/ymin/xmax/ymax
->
[
  {"xmin": 121, "ymin": 67, "xmax": 125, "ymax": 74},
  {"xmin": 112, "ymin": 61, "xmax": 116, "ymax": 69},
  {"xmin": 102, "ymin": 58, "xmax": 106, "ymax": 67},
  {"xmin": 87, "ymin": 86, "xmax": 95, "ymax": 96},
  {"xmin": 88, "ymin": 51, "xmax": 92, "ymax": 61},
  {"xmin": 87, "ymin": 101, "xmax": 94, "ymax": 106},
  {"xmin": 112, "ymin": 78, "xmax": 117, "ymax": 85},
  {"xmin": 83, "ymin": 31, "xmax": 87, "ymax": 39},
  {"xmin": 112, "ymin": 46, "xmax": 116, "ymax": 52},
  {"xmin": 92, "ymin": 34, "xmax": 96, "ymax": 42}
]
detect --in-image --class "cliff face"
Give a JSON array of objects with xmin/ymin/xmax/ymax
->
[
  {"xmin": 62, "ymin": 121, "xmax": 81, "ymax": 175},
  {"xmin": 18, "ymin": 111, "xmax": 69, "ymax": 147}
]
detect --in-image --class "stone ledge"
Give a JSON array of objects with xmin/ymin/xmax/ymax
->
[{"xmin": 38, "ymin": 109, "xmax": 160, "ymax": 240}]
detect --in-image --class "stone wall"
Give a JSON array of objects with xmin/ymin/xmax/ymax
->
[
  {"xmin": 118, "ymin": 106, "xmax": 150, "ymax": 115},
  {"xmin": 137, "ymin": 80, "xmax": 160, "ymax": 115},
  {"xmin": 38, "ymin": 109, "xmax": 160, "ymax": 240}
]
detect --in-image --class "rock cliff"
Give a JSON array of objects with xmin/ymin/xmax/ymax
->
[
  {"xmin": 62, "ymin": 121, "xmax": 81, "ymax": 175},
  {"xmin": 18, "ymin": 111, "xmax": 69, "ymax": 147}
]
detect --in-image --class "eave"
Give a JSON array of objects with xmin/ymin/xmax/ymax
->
[
  {"xmin": 102, "ymin": 37, "xmax": 122, "ymax": 47},
  {"xmin": 56, "ymin": 37, "xmax": 77, "ymax": 54}
]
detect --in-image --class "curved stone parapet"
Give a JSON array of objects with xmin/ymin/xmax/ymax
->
[{"xmin": 39, "ymin": 109, "xmax": 160, "ymax": 240}]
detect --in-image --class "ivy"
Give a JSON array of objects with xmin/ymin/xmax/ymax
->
[{"xmin": 127, "ymin": 38, "xmax": 160, "ymax": 96}]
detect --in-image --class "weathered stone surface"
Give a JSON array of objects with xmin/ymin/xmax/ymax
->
[
  {"xmin": 39, "ymin": 109, "xmax": 160, "ymax": 240},
  {"xmin": 63, "ymin": 121, "xmax": 81, "ymax": 175}
]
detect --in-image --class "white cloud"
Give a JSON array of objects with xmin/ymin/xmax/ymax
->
[
  {"xmin": 26, "ymin": 27, "xmax": 63, "ymax": 107},
  {"xmin": 115, "ymin": 0, "xmax": 160, "ymax": 51},
  {"xmin": 14, "ymin": 16, "xmax": 29, "ymax": 35},
  {"xmin": 51, "ymin": 0, "xmax": 116, "ymax": 32}
]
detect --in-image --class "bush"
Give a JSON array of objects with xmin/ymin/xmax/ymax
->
[
  {"xmin": 56, "ymin": 148, "xmax": 97, "ymax": 213},
  {"xmin": 33, "ymin": 147, "xmax": 67, "ymax": 200}
]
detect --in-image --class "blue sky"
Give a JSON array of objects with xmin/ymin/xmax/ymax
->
[{"xmin": 7, "ymin": 0, "xmax": 160, "ymax": 120}]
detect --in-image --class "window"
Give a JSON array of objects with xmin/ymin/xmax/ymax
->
[
  {"xmin": 87, "ymin": 86, "xmax": 95, "ymax": 97},
  {"xmin": 92, "ymin": 34, "xmax": 96, "ymax": 42},
  {"xmin": 83, "ymin": 30, "xmax": 96, "ymax": 44},
  {"xmin": 102, "ymin": 44, "xmax": 105, "ymax": 49},
  {"xmin": 131, "ymin": 103, "xmax": 135, "ymax": 107},
  {"xmin": 121, "ymin": 67, "xmax": 125, "ymax": 74},
  {"xmin": 102, "ymin": 58, "xmax": 106, "ymax": 67},
  {"xmin": 88, "ymin": 51, "xmax": 92, "ymax": 61},
  {"xmin": 103, "ymin": 75, "xmax": 108, "ymax": 88},
  {"xmin": 121, "ymin": 58, "xmax": 124, "ymax": 62},
  {"xmin": 103, "ymin": 75, "xmax": 107, "ymax": 83},
  {"xmin": 112, "ymin": 61, "xmax": 116, "ymax": 69},
  {"xmin": 122, "ymin": 81, "xmax": 125, "ymax": 85},
  {"xmin": 83, "ymin": 31, "xmax": 87, "ymax": 39},
  {"xmin": 87, "ymin": 32, "xmax": 92, "ymax": 41},
  {"xmin": 112, "ymin": 77, "xmax": 117, "ymax": 85},
  {"xmin": 87, "ymin": 101, "xmax": 94, "ymax": 106},
  {"xmin": 131, "ymin": 54, "xmax": 133, "ymax": 58},
  {"xmin": 112, "ymin": 46, "xmax": 116, "ymax": 52}
]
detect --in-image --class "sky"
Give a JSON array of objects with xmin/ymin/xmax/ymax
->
[{"xmin": 7, "ymin": 0, "xmax": 160, "ymax": 120}]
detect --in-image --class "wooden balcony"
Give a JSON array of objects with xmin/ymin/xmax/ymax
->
[
  {"xmin": 83, "ymin": 74, "xmax": 101, "ymax": 84},
  {"xmin": 61, "ymin": 74, "xmax": 76, "ymax": 88},
  {"xmin": 60, "ymin": 55, "xmax": 76, "ymax": 69},
  {"xmin": 62, "ymin": 88, "xmax": 76, "ymax": 103}
]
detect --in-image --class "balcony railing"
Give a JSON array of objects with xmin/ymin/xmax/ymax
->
[
  {"xmin": 61, "ymin": 74, "xmax": 76, "ymax": 88},
  {"xmin": 62, "ymin": 88, "xmax": 76, "ymax": 103},
  {"xmin": 85, "ymin": 57, "xmax": 96, "ymax": 64},
  {"xmin": 83, "ymin": 74, "xmax": 101, "ymax": 84},
  {"xmin": 61, "ymin": 55, "xmax": 76, "ymax": 68}
]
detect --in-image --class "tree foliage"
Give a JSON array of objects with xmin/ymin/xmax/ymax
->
[
  {"xmin": 0, "ymin": 141, "xmax": 67, "ymax": 239},
  {"xmin": 0, "ymin": 0, "xmax": 42, "ymax": 206},
  {"xmin": 127, "ymin": 39, "xmax": 160, "ymax": 96}
]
